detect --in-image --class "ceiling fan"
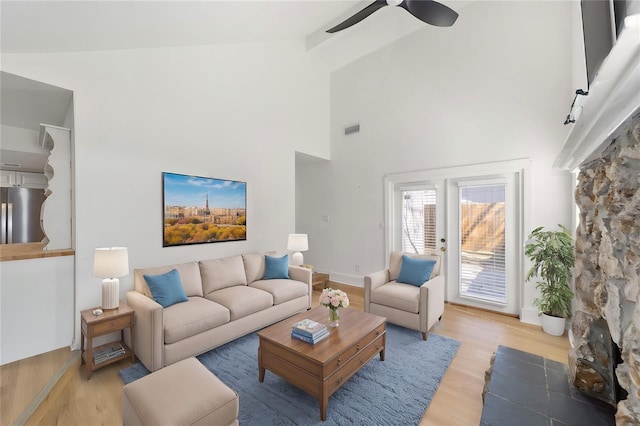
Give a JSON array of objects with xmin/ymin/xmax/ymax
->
[{"xmin": 326, "ymin": 0, "xmax": 458, "ymax": 33}]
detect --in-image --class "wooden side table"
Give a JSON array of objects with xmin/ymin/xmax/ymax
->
[
  {"xmin": 80, "ymin": 302, "xmax": 135, "ymax": 379},
  {"xmin": 312, "ymin": 272, "xmax": 329, "ymax": 290}
]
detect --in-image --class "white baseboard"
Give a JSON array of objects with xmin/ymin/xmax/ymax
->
[
  {"xmin": 328, "ymin": 272, "xmax": 364, "ymax": 288},
  {"xmin": 520, "ymin": 307, "xmax": 542, "ymax": 325}
]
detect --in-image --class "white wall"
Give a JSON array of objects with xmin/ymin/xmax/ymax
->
[
  {"xmin": 1, "ymin": 124, "xmax": 75, "ymax": 365},
  {"xmin": 0, "ymin": 1, "xmax": 588, "ymax": 360},
  {"xmin": 1, "ymin": 256, "xmax": 74, "ymax": 364},
  {"xmin": 298, "ymin": 1, "xmax": 577, "ymax": 321},
  {"xmin": 295, "ymin": 152, "xmax": 331, "ymax": 272},
  {"xmin": 2, "ymin": 39, "xmax": 330, "ymax": 351}
]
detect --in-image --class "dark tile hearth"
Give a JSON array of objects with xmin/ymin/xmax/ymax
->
[{"xmin": 481, "ymin": 346, "xmax": 615, "ymax": 426}]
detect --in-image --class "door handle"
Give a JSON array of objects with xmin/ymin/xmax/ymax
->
[
  {"xmin": 1, "ymin": 203, "xmax": 6, "ymax": 244},
  {"xmin": 6, "ymin": 203, "xmax": 12, "ymax": 244}
]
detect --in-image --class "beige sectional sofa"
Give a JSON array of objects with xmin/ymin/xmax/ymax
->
[{"xmin": 126, "ymin": 252, "xmax": 312, "ymax": 372}]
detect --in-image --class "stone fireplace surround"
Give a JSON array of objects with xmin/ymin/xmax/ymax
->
[{"xmin": 570, "ymin": 114, "xmax": 640, "ymax": 425}]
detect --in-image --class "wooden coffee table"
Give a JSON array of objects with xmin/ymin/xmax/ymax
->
[{"xmin": 258, "ymin": 307, "xmax": 386, "ymax": 421}]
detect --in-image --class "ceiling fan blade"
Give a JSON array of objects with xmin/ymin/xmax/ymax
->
[
  {"xmin": 326, "ymin": 0, "xmax": 388, "ymax": 33},
  {"xmin": 400, "ymin": 0, "xmax": 458, "ymax": 27}
]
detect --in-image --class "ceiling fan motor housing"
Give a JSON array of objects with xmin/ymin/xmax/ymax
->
[{"xmin": 326, "ymin": 0, "xmax": 458, "ymax": 33}]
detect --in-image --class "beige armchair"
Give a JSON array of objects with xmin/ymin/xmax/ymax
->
[{"xmin": 364, "ymin": 251, "xmax": 445, "ymax": 340}]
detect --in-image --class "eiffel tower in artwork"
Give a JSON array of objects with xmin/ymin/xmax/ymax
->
[{"xmin": 204, "ymin": 193, "xmax": 211, "ymax": 223}]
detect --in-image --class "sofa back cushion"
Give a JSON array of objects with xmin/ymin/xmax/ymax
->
[
  {"xmin": 134, "ymin": 261, "xmax": 203, "ymax": 298},
  {"xmin": 199, "ymin": 255, "xmax": 248, "ymax": 295},
  {"xmin": 389, "ymin": 251, "xmax": 441, "ymax": 282},
  {"xmin": 242, "ymin": 251, "xmax": 277, "ymax": 284}
]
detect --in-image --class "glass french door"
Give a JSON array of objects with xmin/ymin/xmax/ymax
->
[
  {"xmin": 447, "ymin": 175, "xmax": 520, "ymax": 314},
  {"xmin": 458, "ymin": 184, "xmax": 507, "ymax": 304},
  {"xmin": 386, "ymin": 164, "xmax": 524, "ymax": 316},
  {"xmin": 388, "ymin": 181, "xmax": 447, "ymax": 260},
  {"xmin": 400, "ymin": 187, "xmax": 438, "ymax": 254}
]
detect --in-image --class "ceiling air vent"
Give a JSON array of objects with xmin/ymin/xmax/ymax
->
[{"xmin": 344, "ymin": 124, "xmax": 360, "ymax": 135}]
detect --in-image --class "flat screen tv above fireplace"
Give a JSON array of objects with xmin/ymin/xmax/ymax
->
[{"xmin": 581, "ymin": 0, "xmax": 638, "ymax": 88}]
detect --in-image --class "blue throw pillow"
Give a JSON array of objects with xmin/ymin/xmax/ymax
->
[
  {"xmin": 143, "ymin": 269, "xmax": 189, "ymax": 308},
  {"xmin": 264, "ymin": 254, "xmax": 289, "ymax": 280},
  {"xmin": 396, "ymin": 255, "xmax": 436, "ymax": 287}
]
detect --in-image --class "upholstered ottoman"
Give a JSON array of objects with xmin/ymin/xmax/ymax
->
[{"xmin": 122, "ymin": 357, "xmax": 239, "ymax": 426}]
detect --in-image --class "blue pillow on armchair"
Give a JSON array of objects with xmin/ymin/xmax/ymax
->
[
  {"xmin": 143, "ymin": 268, "xmax": 189, "ymax": 308},
  {"xmin": 396, "ymin": 255, "xmax": 436, "ymax": 287},
  {"xmin": 264, "ymin": 254, "xmax": 290, "ymax": 279}
]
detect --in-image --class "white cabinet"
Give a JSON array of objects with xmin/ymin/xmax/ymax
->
[
  {"xmin": 18, "ymin": 172, "xmax": 48, "ymax": 189},
  {"xmin": 0, "ymin": 170, "xmax": 48, "ymax": 189},
  {"xmin": 0, "ymin": 170, "xmax": 14, "ymax": 187}
]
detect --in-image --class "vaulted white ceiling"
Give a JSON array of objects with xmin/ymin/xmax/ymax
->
[
  {"xmin": 0, "ymin": 0, "xmax": 472, "ymax": 169},
  {"xmin": 1, "ymin": 0, "xmax": 469, "ymax": 64},
  {"xmin": 0, "ymin": 1, "xmax": 367, "ymax": 53}
]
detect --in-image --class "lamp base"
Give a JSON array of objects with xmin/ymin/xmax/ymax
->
[
  {"xmin": 102, "ymin": 278, "xmax": 120, "ymax": 310},
  {"xmin": 291, "ymin": 251, "xmax": 304, "ymax": 266}
]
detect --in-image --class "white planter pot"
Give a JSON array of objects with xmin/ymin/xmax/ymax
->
[{"xmin": 541, "ymin": 313, "xmax": 566, "ymax": 336}]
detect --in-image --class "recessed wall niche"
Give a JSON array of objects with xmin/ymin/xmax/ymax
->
[{"xmin": 0, "ymin": 72, "xmax": 74, "ymax": 253}]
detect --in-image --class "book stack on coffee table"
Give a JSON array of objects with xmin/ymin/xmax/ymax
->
[{"xmin": 291, "ymin": 318, "xmax": 329, "ymax": 344}]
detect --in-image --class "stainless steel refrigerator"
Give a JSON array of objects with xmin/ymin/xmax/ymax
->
[{"xmin": 0, "ymin": 187, "xmax": 46, "ymax": 244}]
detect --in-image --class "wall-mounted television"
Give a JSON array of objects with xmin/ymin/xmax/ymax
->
[
  {"xmin": 581, "ymin": 0, "xmax": 638, "ymax": 88},
  {"xmin": 162, "ymin": 172, "xmax": 247, "ymax": 247}
]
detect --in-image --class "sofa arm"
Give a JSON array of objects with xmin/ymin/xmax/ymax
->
[
  {"xmin": 126, "ymin": 291, "xmax": 164, "ymax": 372},
  {"xmin": 288, "ymin": 265, "xmax": 313, "ymax": 308},
  {"xmin": 364, "ymin": 269, "xmax": 390, "ymax": 312},
  {"xmin": 365, "ymin": 269, "xmax": 390, "ymax": 290},
  {"xmin": 419, "ymin": 275, "xmax": 445, "ymax": 331}
]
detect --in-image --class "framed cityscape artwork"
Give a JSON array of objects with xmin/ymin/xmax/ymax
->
[{"xmin": 162, "ymin": 172, "xmax": 247, "ymax": 247}]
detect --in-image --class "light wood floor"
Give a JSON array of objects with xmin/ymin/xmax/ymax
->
[{"xmin": 1, "ymin": 284, "xmax": 570, "ymax": 425}]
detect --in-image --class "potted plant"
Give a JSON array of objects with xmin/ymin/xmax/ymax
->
[{"xmin": 525, "ymin": 224, "xmax": 575, "ymax": 336}]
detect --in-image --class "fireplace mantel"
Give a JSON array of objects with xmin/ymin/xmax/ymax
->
[{"xmin": 554, "ymin": 14, "xmax": 640, "ymax": 171}]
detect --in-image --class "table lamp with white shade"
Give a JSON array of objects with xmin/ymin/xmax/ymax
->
[
  {"xmin": 287, "ymin": 234, "xmax": 308, "ymax": 266},
  {"xmin": 93, "ymin": 247, "xmax": 129, "ymax": 310}
]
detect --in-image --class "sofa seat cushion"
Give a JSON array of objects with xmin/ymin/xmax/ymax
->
[
  {"xmin": 164, "ymin": 297, "xmax": 230, "ymax": 345},
  {"xmin": 249, "ymin": 279, "xmax": 308, "ymax": 305},
  {"xmin": 205, "ymin": 286, "xmax": 273, "ymax": 321},
  {"xmin": 370, "ymin": 281, "xmax": 420, "ymax": 314}
]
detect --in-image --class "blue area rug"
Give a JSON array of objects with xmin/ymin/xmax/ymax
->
[{"xmin": 120, "ymin": 324, "xmax": 460, "ymax": 425}]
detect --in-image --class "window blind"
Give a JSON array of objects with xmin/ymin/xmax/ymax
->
[
  {"xmin": 401, "ymin": 189, "xmax": 437, "ymax": 254},
  {"xmin": 459, "ymin": 185, "xmax": 506, "ymax": 304}
]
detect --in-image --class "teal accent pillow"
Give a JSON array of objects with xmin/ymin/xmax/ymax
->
[
  {"xmin": 143, "ymin": 269, "xmax": 188, "ymax": 308},
  {"xmin": 396, "ymin": 255, "xmax": 436, "ymax": 287},
  {"xmin": 264, "ymin": 254, "xmax": 289, "ymax": 280}
]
